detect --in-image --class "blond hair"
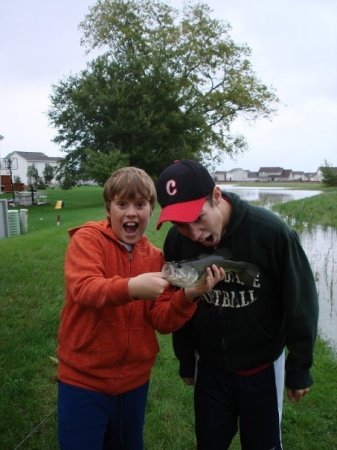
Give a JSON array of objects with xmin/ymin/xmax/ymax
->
[{"xmin": 103, "ymin": 167, "xmax": 157, "ymax": 212}]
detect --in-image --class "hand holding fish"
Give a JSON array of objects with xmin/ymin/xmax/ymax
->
[
  {"xmin": 128, "ymin": 272, "xmax": 170, "ymax": 300},
  {"xmin": 184, "ymin": 264, "xmax": 225, "ymax": 302}
]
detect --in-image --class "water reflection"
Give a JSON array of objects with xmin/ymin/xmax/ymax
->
[
  {"xmin": 220, "ymin": 185, "xmax": 337, "ymax": 353},
  {"xmin": 220, "ymin": 184, "xmax": 320, "ymax": 206}
]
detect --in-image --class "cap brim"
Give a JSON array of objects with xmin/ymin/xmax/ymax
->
[{"xmin": 156, "ymin": 197, "xmax": 206, "ymax": 230}]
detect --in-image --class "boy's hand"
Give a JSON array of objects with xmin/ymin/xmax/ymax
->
[
  {"xmin": 287, "ymin": 387, "xmax": 310, "ymax": 402},
  {"xmin": 184, "ymin": 265, "xmax": 225, "ymax": 301},
  {"xmin": 128, "ymin": 272, "xmax": 170, "ymax": 300}
]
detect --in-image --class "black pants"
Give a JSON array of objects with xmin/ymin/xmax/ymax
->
[{"xmin": 194, "ymin": 358, "xmax": 284, "ymax": 450}]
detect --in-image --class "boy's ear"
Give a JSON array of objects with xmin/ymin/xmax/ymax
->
[{"xmin": 213, "ymin": 186, "xmax": 222, "ymax": 204}]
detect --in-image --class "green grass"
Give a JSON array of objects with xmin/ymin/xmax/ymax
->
[
  {"xmin": 272, "ymin": 188, "xmax": 337, "ymax": 228},
  {"xmin": 1, "ymin": 185, "xmax": 337, "ymax": 449}
]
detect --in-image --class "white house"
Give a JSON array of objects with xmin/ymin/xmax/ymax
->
[
  {"xmin": 226, "ymin": 168, "xmax": 249, "ymax": 182},
  {"xmin": 292, "ymin": 171, "xmax": 309, "ymax": 181},
  {"xmin": 2, "ymin": 151, "xmax": 62, "ymax": 186},
  {"xmin": 212, "ymin": 170, "xmax": 226, "ymax": 182},
  {"xmin": 310, "ymin": 169, "xmax": 324, "ymax": 182},
  {"xmin": 210, "ymin": 165, "xmax": 326, "ymax": 183},
  {"xmin": 258, "ymin": 167, "xmax": 284, "ymax": 181}
]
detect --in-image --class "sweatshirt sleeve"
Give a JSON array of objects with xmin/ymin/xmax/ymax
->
[
  {"xmin": 149, "ymin": 287, "xmax": 197, "ymax": 334},
  {"xmin": 282, "ymin": 229, "xmax": 319, "ymax": 389},
  {"xmin": 65, "ymin": 227, "xmax": 133, "ymax": 308},
  {"xmin": 172, "ymin": 319, "xmax": 197, "ymax": 378}
]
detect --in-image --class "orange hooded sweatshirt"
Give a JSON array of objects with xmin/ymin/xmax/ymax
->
[{"xmin": 57, "ymin": 220, "xmax": 196, "ymax": 395}]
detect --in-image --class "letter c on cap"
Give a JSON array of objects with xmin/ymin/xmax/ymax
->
[{"xmin": 166, "ymin": 179, "xmax": 177, "ymax": 196}]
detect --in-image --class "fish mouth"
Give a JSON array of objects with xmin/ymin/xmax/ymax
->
[
  {"xmin": 162, "ymin": 262, "xmax": 200, "ymax": 288},
  {"xmin": 161, "ymin": 262, "xmax": 174, "ymax": 278}
]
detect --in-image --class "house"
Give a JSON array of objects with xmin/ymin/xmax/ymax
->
[
  {"xmin": 309, "ymin": 170, "xmax": 323, "ymax": 182},
  {"xmin": 258, "ymin": 167, "xmax": 284, "ymax": 181},
  {"xmin": 278, "ymin": 169, "xmax": 294, "ymax": 182},
  {"xmin": 247, "ymin": 171, "xmax": 259, "ymax": 182},
  {"xmin": 212, "ymin": 165, "xmax": 327, "ymax": 183},
  {"xmin": 1, "ymin": 151, "xmax": 62, "ymax": 186},
  {"xmin": 226, "ymin": 168, "xmax": 249, "ymax": 182},
  {"xmin": 313, "ymin": 166, "xmax": 337, "ymax": 182},
  {"xmin": 292, "ymin": 171, "xmax": 309, "ymax": 181},
  {"xmin": 212, "ymin": 170, "xmax": 226, "ymax": 182},
  {"xmin": 257, "ymin": 167, "xmax": 296, "ymax": 182},
  {"xmin": 212, "ymin": 168, "xmax": 255, "ymax": 183}
]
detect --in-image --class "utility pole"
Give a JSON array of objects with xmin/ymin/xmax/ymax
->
[{"xmin": 6, "ymin": 158, "xmax": 15, "ymax": 202}]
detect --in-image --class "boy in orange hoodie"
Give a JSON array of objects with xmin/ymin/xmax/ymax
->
[{"xmin": 57, "ymin": 166, "xmax": 224, "ymax": 450}]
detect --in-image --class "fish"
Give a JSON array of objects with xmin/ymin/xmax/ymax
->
[{"xmin": 162, "ymin": 248, "xmax": 259, "ymax": 288}]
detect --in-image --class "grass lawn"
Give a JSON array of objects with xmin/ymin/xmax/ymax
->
[{"xmin": 0, "ymin": 185, "xmax": 336, "ymax": 449}]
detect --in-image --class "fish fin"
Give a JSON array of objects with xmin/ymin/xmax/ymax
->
[
  {"xmin": 214, "ymin": 247, "xmax": 232, "ymax": 259},
  {"xmin": 196, "ymin": 253, "xmax": 210, "ymax": 259},
  {"xmin": 239, "ymin": 263, "xmax": 259, "ymax": 286},
  {"xmin": 196, "ymin": 248, "xmax": 232, "ymax": 260}
]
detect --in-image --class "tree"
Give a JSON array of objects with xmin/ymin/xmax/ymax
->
[
  {"xmin": 320, "ymin": 160, "xmax": 337, "ymax": 187},
  {"xmin": 83, "ymin": 148, "xmax": 130, "ymax": 185},
  {"xmin": 48, "ymin": 0, "xmax": 279, "ymax": 181},
  {"xmin": 55, "ymin": 158, "xmax": 81, "ymax": 190},
  {"xmin": 27, "ymin": 164, "xmax": 39, "ymax": 186},
  {"xmin": 43, "ymin": 163, "xmax": 54, "ymax": 185}
]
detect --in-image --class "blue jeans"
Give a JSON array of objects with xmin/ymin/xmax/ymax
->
[{"xmin": 58, "ymin": 381, "xmax": 149, "ymax": 450}]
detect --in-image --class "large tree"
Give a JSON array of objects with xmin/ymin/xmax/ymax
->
[{"xmin": 48, "ymin": 0, "xmax": 279, "ymax": 183}]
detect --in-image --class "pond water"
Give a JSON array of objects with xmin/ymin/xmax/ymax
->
[
  {"xmin": 220, "ymin": 185, "xmax": 337, "ymax": 353},
  {"xmin": 220, "ymin": 184, "xmax": 321, "ymax": 206}
]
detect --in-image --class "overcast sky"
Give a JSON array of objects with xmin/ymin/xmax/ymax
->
[{"xmin": 1, "ymin": 0, "xmax": 336, "ymax": 173}]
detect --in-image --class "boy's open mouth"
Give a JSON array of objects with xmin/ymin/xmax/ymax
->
[
  {"xmin": 123, "ymin": 222, "xmax": 139, "ymax": 234},
  {"xmin": 199, "ymin": 234, "xmax": 214, "ymax": 246}
]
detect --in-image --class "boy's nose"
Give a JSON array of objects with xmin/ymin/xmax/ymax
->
[{"xmin": 126, "ymin": 205, "xmax": 137, "ymax": 216}]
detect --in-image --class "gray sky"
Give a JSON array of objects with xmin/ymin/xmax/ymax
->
[{"xmin": 1, "ymin": 0, "xmax": 336, "ymax": 173}]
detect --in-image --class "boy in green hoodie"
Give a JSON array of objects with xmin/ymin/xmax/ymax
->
[{"xmin": 156, "ymin": 160, "xmax": 318, "ymax": 450}]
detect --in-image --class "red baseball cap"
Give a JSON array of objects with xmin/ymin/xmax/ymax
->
[{"xmin": 156, "ymin": 160, "xmax": 215, "ymax": 230}]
